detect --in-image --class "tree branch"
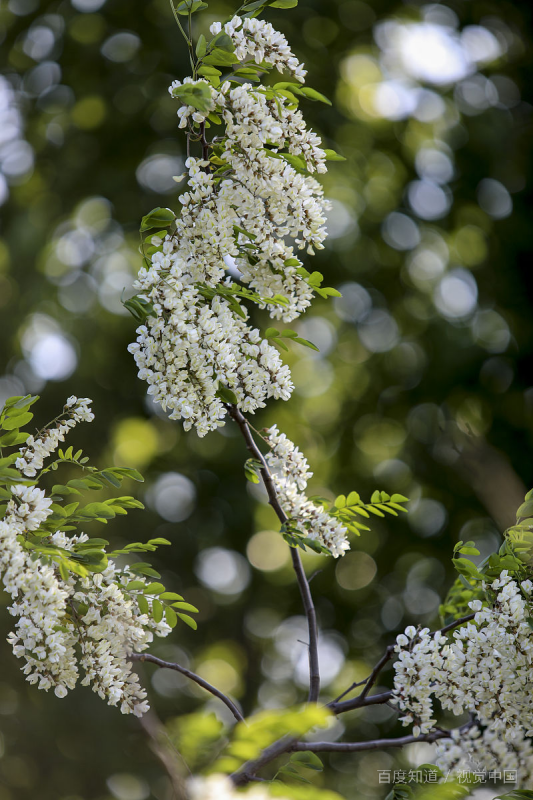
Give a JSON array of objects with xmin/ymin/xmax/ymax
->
[
  {"xmin": 232, "ymin": 735, "xmax": 297, "ymax": 787},
  {"xmin": 329, "ymin": 690, "xmax": 393, "ymax": 715},
  {"xmin": 130, "ymin": 653, "xmax": 244, "ymax": 723},
  {"xmin": 292, "ymin": 729, "xmax": 455, "ymax": 753},
  {"xmin": 232, "ymin": 721, "xmax": 476, "ymax": 784},
  {"xmin": 439, "ymin": 613, "xmax": 475, "ymax": 635},
  {"xmin": 226, "ymin": 404, "xmax": 320, "ymax": 703}
]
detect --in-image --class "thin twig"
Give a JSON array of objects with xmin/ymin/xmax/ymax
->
[
  {"xmin": 130, "ymin": 653, "xmax": 244, "ymax": 723},
  {"xmin": 440, "ymin": 612, "xmax": 476, "ymax": 635},
  {"xmin": 200, "ymin": 121, "xmax": 210, "ymax": 161},
  {"xmin": 328, "ymin": 691, "xmax": 393, "ymax": 715},
  {"xmin": 226, "ymin": 403, "xmax": 320, "ymax": 703},
  {"xmin": 331, "ymin": 677, "xmax": 368, "ymax": 704}
]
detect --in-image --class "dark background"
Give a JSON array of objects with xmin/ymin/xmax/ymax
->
[{"xmin": 0, "ymin": 0, "xmax": 532, "ymax": 797}]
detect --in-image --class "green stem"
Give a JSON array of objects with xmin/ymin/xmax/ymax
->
[{"xmin": 169, "ymin": 0, "xmax": 195, "ymax": 73}]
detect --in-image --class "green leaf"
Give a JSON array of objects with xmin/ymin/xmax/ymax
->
[
  {"xmin": 5, "ymin": 394, "xmax": 39, "ymax": 410},
  {"xmin": 1, "ymin": 411, "xmax": 33, "ymax": 430},
  {"xmin": 517, "ymin": 500, "xmax": 533, "ymax": 518},
  {"xmin": 100, "ymin": 470, "xmax": 121, "ymax": 488},
  {"xmin": 78, "ymin": 502, "xmax": 116, "ymax": 520},
  {"xmin": 114, "ymin": 467, "xmax": 144, "ymax": 483},
  {"xmin": 172, "ymin": 602, "xmax": 199, "ymax": 613},
  {"xmin": 196, "ymin": 33, "xmax": 207, "ymax": 58},
  {"xmin": 298, "ymin": 86, "xmax": 331, "ymax": 105},
  {"xmin": 152, "ymin": 599, "xmax": 164, "ymax": 623},
  {"xmin": 0, "ymin": 430, "xmax": 29, "ymax": 446},
  {"xmin": 293, "ymin": 337, "xmax": 319, "ymax": 351},
  {"xmin": 324, "ymin": 148, "xmax": 346, "ymax": 161},
  {"xmin": 202, "ymin": 49, "xmax": 239, "ymax": 67},
  {"xmin": 165, "ymin": 606, "xmax": 178, "ymax": 628},
  {"xmin": 269, "ymin": 0, "xmax": 298, "ymax": 7},
  {"xmin": 197, "ymin": 65, "xmax": 222, "ymax": 77},
  {"xmin": 159, "ymin": 593, "xmax": 184, "ymax": 604},
  {"xmin": 209, "ymin": 32, "xmax": 234, "ymax": 52},
  {"xmin": 282, "ymin": 153, "xmax": 308, "ymax": 173},
  {"xmin": 265, "ymin": 327, "xmax": 280, "ymax": 338},
  {"xmin": 137, "ymin": 595, "xmax": 149, "ymax": 615},
  {"xmin": 289, "ymin": 752, "xmax": 323, "ymax": 771},
  {"xmin": 216, "ymin": 385, "xmax": 238, "ymax": 405},
  {"xmin": 177, "ymin": 613, "xmax": 198, "ymax": 630},
  {"xmin": 130, "ymin": 563, "xmax": 161, "ymax": 579},
  {"xmin": 391, "ymin": 493, "xmax": 409, "ymax": 503},
  {"xmin": 495, "ymin": 793, "xmax": 533, "ymax": 799},
  {"xmin": 175, "ymin": 0, "xmax": 208, "ymax": 14},
  {"xmin": 126, "ymin": 580, "xmax": 145, "ymax": 591},
  {"xmin": 171, "ymin": 82, "xmax": 213, "ymax": 112},
  {"xmin": 123, "ymin": 295, "xmax": 156, "ymax": 322},
  {"xmin": 245, "ymin": 458, "xmax": 262, "ymax": 484},
  {"xmin": 140, "ymin": 207, "xmax": 175, "ymax": 232},
  {"xmin": 144, "ymin": 582, "xmax": 165, "ymax": 595}
]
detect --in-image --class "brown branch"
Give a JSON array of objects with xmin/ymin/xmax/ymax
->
[
  {"xmin": 226, "ymin": 403, "xmax": 320, "ymax": 703},
  {"xmin": 292, "ymin": 729, "xmax": 454, "ymax": 753},
  {"xmin": 329, "ymin": 690, "xmax": 393, "ymax": 715},
  {"xmin": 439, "ymin": 612, "xmax": 475, "ymax": 635},
  {"xmin": 232, "ymin": 736, "xmax": 297, "ymax": 787},
  {"xmin": 130, "ymin": 653, "xmax": 244, "ymax": 723},
  {"xmin": 233, "ymin": 722, "xmax": 476, "ymax": 785}
]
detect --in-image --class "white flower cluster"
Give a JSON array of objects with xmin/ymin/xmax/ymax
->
[
  {"xmin": 0, "ymin": 402, "xmax": 171, "ymax": 716},
  {"xmin": 265, "ymin": 425, "xmax": 349, "ymax": 558},
  {"xmin": 132, "ymin": 16, "xmax": 331, "ymax": 433},
  {"xmin": 210, "ymin": 15, "xmax": 307, "ymax": 82},
  {"xmin": 1, "ymin": 489, "xmax": 77, "ymax": 696},
  {"xmin": 128, "ymin": 258, "xmax": 293, "ymax": 437},
  {"xmin": 392, "ymin": 572, "xmax": 533, "ymax": 763},
  {"xmin": 16, "ymin": 396, "xmax": 95, "ymax": 477},
  {"xmin": 435, "ymin": 724, "xmax": 533, "ymax": 788},
  {"xmin": 188, "ymin": 773, "xmax": 293, "ymax": 800},
  {"xmin": 74, "ymin": 556, "xmax": 170, "ymax": 716},
  {"xmin": 220, "ymin": 82, "xmax": 329, "ymax": 320}
]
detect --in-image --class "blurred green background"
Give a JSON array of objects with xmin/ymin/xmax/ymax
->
[{"xmin": 0, "ymin": 0, "xmax": 532, "ymax": 797}]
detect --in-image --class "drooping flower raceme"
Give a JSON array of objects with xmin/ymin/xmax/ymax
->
[
  {"xmin": 16, "ymin": 396, "xmax": 95, "ymax": 477},
  {"xmin": 265, "ymin": 425, "xmax": 349, "ymax": 558},
  {"xmin": 392, "ymin": 572, "xmax": 533, "ymax": 782},
  {"xmin": 210, "ymin": 15, "xmax": 307, "ymax": 83},
  {"xmin": 0, "ymin": 398, "xmax": 171, "ymax": 716},
  {"xmin": 128, "ymin": 257, "xmax": 293, "ymax": 437},
  {"xmin": 130, "ymin": 16, "xmax": 331, "ymax": 435}
]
